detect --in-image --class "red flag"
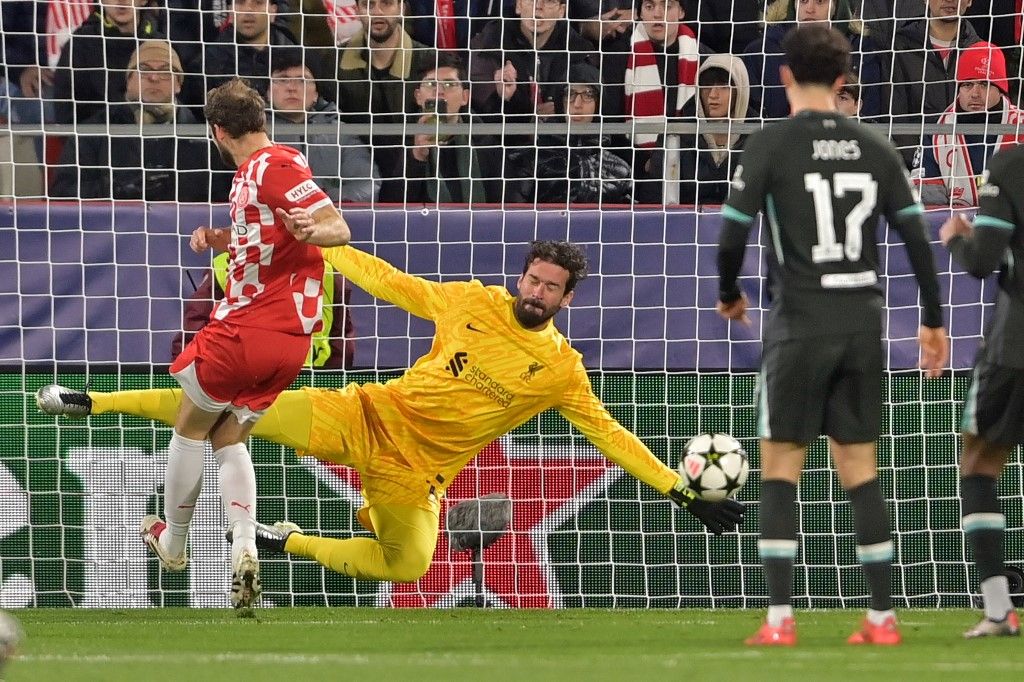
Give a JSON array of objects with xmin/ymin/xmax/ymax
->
[
  {"xmin": 322, "ymin": 0, "xmax": 362, "ymax": 46},
  {"xmin": 45, "ymin": 0, "xmax": 94, "ymax": 67},
  {"xmin": 436, "ymin": 0, "xmax": 457, "ymax": 49}
]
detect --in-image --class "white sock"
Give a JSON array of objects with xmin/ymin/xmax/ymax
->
[
  {"xmin": 981, "ymin": 575, "xmax": 1014, "ymax": 621},
  {"xmin": 867, "ymin": 609, "xmax": 895, "ymax": 626},
  {"xmin": 160, "ymin": 431, "xmax": 206, "ymax": 557},
  {"xmin": 214, "ymin": 442, "xmax": 258, "ymax": 562},
  {"xmin": 767, "ymin": 605, "xmax": 793, "ymax": 627}
]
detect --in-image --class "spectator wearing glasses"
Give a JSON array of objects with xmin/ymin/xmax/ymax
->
[
  {"xmin": 405, "ymin": 53, "xmax": 490, "ymax": 204},
  {"xmin": 468, "ymin": 0, "xmax": 594, "ymax": 118},
  {"xmin": 468, "ymin": 0, "xmax": 595, "ymax": 200},
  {"xmin": 51, "ymin": 41, "xmax": 209, "ymax": 201},
  {"xmin": 506, "ymin": 62, "xmax": 632, "ymax": 204},
  {"xmin": 337, "ymin": 0, "xmax": 436, "ymax": 202},
  {"xmin": 53, "ymin": 0, "xmax": 163, "ymax": 124},
  {"xmin": 266, "ymin": 47, "xmax": 380, "ymax": 203},
  {"xmin": 913, "ymin": 42, "xmax": 1024, "ymax": 207}
]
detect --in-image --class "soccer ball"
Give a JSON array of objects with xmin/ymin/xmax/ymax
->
[
  {"xmin": 680, "ymin": 433, "xmax": 749, "ymax": 502},
  {"xmin": 0, "ymin": 609, "xmax": 24, "ymax": 673}
]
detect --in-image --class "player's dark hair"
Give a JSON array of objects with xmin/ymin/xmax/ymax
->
[
  {"xmin": 782, "ymin": 24, "xmax": 851, "ymax": 88},
  {"xmin": 523, "ymin": 241, "xmax": 589, "ymax": 294},
  {"xmin": 204, "ymin": 78, "xmax": 267, "ymax": 138}
]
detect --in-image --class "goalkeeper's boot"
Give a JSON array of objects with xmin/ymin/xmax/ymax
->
[
  {"xmin": 744, "ymin": 617, "xmax": 797, "ymax": 646},
  {"xmin": 35, "ymin": 384, "xmax": 92, "ymax": 417},
  {"xmin": 139, "ymin": 515, "xmax": 187, "ymax": 572},
  {"xmin": 230, "ymin": 549, "xmax": 261, "ymax": 616},
  {"xmin": 226, "ymin": 521, "xmax": 301, "ymax": 554},
  {"xmin": 847, "ymin": 614, "xmax": 902, "ymax": 645},
  {"xmin": 964, "ymin": 611, "xmax": 1021, "ymax": 639}
]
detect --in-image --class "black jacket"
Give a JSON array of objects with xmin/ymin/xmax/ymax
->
[
  {"xmin": 891, "ymin": 18, "xmax": 983, "ymax": 121},
  {"xmin": 469, "ymin": 19, "xmax": 595, "ymax": 118},
  {"xmin": 185, "ymin": 22, "xmax": 298, "ymax": 105},
  {"xmin": 50, "ymin": 103, "xmax": 210, "ymax": 202}
]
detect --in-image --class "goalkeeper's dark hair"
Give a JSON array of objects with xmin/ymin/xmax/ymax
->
[
  {"xmin": 204, "ymin": 78, "xmax": 267, "ymax": 138},
  {"xmin": 782, "ymin": 24, "xmax": 851, "ymax": 88},
  {"xmin": 523, "ymin": 241, "xmax": 589, "ymax": 295}
]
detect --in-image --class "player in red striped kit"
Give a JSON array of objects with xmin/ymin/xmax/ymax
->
[{"xmin": 146, "ymin": 78, "xmax": 351, "ymax": 614}]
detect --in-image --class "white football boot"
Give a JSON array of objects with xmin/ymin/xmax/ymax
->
[
  {"xmin": 35, "ymin": 384, "xmax": 92, "ymax": 417},
  {"xmin": 139, "ymin": 515, "xmax": 188, "ymax": 572}
]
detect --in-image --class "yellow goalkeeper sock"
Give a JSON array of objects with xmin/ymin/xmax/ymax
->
[
  {"xmin": 89, "ymin": 389, "xmax": 181, "ymax": 426},
  {"xmin": 284, "ymin": 502, "xmax": 439, "ymax": 583},
  {"xmin": 88, "ymin": 387, "xmax": 314, "ymax": 452}
]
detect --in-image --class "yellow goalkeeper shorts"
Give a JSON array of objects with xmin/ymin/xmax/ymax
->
[{"xmin": 303, "ymin": 386, "xmax": 442, "ymax": 530}]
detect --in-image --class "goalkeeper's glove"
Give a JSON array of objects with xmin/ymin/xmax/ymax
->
[{"xmin": 667, "ymin": 480, "xmax": 745, "ymax": 535}]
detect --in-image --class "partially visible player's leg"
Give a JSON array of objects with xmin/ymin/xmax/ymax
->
[
  {"xmin": 746, "ymin": 338, "xmax": 829, "ymax": 646},
  {"xmin": 37, "ymin": 385, "xmax": 317, "ymax": 453},
  {"xmin": 36, "ymin": 385, "xmax": 184, "ymax": 423},
  {"xmin": 91, "ymin": 389, "xmax": 183, "ymax": 424},
  {"xmin": 139, "ymin": 391, "xmax": 223, "ymax": 572},
  {"xmin": 745, "ymin": 439, "xmax": 804, "ymax": 646},
  {"xmin": 248, "ymin": 389, "xmax": 314, "ymax": 452},
  {"xmin": 828, "ymin": 332, "xmax": 899, "ymax": 644},
  {"xmin": 282, "ymin": 502, "xmax": 439, "ymax": 582},
  {"xmin": 959, "ymin": 360, "xmax": 1023, "ymax": 638},
  {"xmin": 832, "ymin": 442, "xmax": 900, "ymax": 645}
]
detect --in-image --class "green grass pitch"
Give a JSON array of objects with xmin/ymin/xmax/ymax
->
[{"xmin": 5, "ymin": 608, "xmax": 1021, "ymax": 681}]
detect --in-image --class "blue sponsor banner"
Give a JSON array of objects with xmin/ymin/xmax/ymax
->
[{"xmin": 0, "ymin": 203, "xmax": 987, "ymax": 370}]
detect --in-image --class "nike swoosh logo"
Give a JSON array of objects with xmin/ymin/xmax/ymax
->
[{"xmin": 466, "ymin": 323, "xmax": 486, "ymax": 333}]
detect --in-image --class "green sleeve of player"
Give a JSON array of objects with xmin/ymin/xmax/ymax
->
[
  {"xmin": 949, "ymin": 154, "xmax": 1019, "ymax": 278},
  {"xmin": 882, "ymin": 143, "xmax": 923, "ymax": 222},
  {"xmin": 976, "ymin": 153, "xmax": 1020, "ymax": 228},
  {"xmin": 722, "ymin": 130, "xmax": 770, "ymax": 223}
]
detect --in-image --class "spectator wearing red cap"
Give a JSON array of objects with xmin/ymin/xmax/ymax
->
[{"xmin": 914, "ymin": 42, "xmax": 1024, "ymax": 206}]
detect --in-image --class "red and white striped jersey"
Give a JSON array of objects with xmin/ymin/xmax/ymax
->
[
  {"xmin": 46, "ymin": 0, "xmax": 94, "ymax": 67},
  {"xmin": 213, "ymin": 144, "xmax": 333, "ymax": 336}
]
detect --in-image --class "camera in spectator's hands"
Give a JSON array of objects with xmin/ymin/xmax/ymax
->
[{"xmin": 420, "ymin": 98, "xmax": 452, "ymax": 144}]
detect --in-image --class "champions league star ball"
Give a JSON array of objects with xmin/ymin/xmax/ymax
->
[
  {"xmin": 0, "ymin": 609, "xmax": 24, "ymax": 674},
  {"xmin": 680, "ymin": 433, "xmax": 749, "ymax": 502}
]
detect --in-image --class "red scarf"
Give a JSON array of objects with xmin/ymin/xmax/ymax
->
[{"xmin": 624, "ymin": 23, "xmax": 699, "ymax": 147}]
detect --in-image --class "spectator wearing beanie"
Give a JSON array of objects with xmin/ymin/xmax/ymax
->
[
  {"xmin": 50, "ymin": 40, "xmax": 210, "ymax": 201},
  {"xmin": 914, "ymin": 42, "xmax": 1024, "ymax": 207}
]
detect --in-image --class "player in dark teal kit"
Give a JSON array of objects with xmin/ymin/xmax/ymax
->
[
  {"xmin": 716, "ymin": 25, "xmax": 949, "ymax": 646},
  {"xmin": 940, "ymin": 147, "xmax": 1024, "ymax": 639}
]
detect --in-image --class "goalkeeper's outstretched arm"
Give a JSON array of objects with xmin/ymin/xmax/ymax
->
[{"xmin": 556, "ymin": 368, "xmax": 745, "ymax": 535}]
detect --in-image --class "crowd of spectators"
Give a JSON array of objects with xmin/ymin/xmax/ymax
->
[{"xmin": 1, "ymin": 0, "xmax": 1022, "ymax": 206}]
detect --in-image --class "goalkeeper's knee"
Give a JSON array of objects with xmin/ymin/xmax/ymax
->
[{"xmin": 381, "ymin": 541, "xmax": 433, "ymax": 583}]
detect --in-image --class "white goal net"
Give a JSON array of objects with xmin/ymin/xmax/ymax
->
[{"xmin": 0, "ymin": 0, "xmax": 1021, "ymax": 609}]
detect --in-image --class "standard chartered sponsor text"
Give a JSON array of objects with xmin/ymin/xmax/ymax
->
[{"xmin": 463, "ymin": 365, "xmax": 514, "ymax": 407}]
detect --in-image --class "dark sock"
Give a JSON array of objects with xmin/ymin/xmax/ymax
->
[
  {"xmin": 961, "ymin": 475, "xmax": 1005, "ymax": 582},
  {"xmin": 759, "ymin": 480, "xmax": 798, "ymax": 606},
  {"xmin": 848, "ymin": 478, "xmax": 893, "ymax": 612}
]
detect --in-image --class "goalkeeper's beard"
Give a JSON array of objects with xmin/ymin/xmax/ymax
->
[{"xmin": 513, "ymin": 296, "xmax": 559, "ymax": 328}]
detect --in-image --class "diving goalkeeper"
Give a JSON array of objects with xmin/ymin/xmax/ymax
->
[{"xmin": 37, "ymin": 239, "xmax": 744, "ymax": 583}]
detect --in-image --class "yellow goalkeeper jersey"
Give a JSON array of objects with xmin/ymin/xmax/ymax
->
[{"xmin": 322, "ymin": 245, "xmax": 681, "ymax": 497}]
